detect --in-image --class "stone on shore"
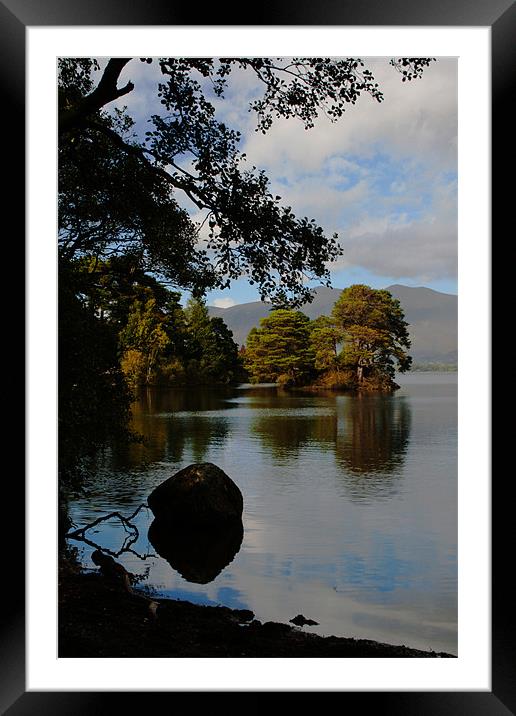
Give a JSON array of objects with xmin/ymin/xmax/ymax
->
[{"xmin": 147, "ymin": 462, "xmax": 244, "ymax": 527}]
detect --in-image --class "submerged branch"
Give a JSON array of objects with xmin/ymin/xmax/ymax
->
[{"xmin": 66, "ymin": 503, "xmax": 155, "ymax": 560}]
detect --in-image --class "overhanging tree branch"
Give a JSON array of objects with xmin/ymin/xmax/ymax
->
[
  {"xmin": 59, "ymin": 58, "xmax": 134, "ymax": 134},
  {"xmin": 84, "ymin": 120, "xmax": 211, "ymax": 213},
  {"xmin": 58, "ymin": 56, "xmax": 433, "ymax": 306}
]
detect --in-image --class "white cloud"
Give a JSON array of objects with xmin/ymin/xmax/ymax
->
[
  {"xmin": 333, "ymin": 174, "xmax": 458, "ymax": 281},
  {"xmin": 271, "ymin": 177, "xmax": 370, "ymax": 227},
  {"xmin": 212, "ymin": 297, "xmax": 236, "ymax": 308},
  {"xmin": 241, "ymin": 58, "xmax": 457, "ymax": 177},
  {"xmin": 100, "ymin": 56, "xmax": 457, "ymax": 287},
  {"xmin": 335, "ymin": 215, "xmax": 457, "ymax": 281}
]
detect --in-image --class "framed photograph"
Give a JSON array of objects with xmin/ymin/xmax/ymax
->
[{"xmin": 9, "ymin": 0, "xmax": 511, "ymax": 710}]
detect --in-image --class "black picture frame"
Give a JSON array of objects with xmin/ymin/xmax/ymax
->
[{"xmin": 8, "ymin": 0, "xmax": 512, "ymax": 711}]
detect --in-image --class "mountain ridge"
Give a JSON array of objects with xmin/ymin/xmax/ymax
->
[{"xmin": 208, "ymin": 284, "xmax": 457, "ymax": 364}]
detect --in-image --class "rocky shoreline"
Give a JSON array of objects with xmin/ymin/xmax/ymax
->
[{"xmin": 59, "ymin": 566, "xmax": 454, "ymax": 659}]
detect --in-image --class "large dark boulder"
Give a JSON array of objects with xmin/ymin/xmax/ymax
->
[{"xmin": 147, "ymin": 462, "xmax": 244, "ymax": 527}]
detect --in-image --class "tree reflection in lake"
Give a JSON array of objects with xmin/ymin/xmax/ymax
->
[
  {"xmin": 333, "ymin": 395, "xmax": 411, "ymax": 500},
  {"xmin": 251, "ymin": 410, "xmax": 335, "ymax": 463},
  {"xmin": 250, "ymin": 390, "xmax": 411, "ymax": 499},
  {"xmin": 246, "ymin": 387, "xmax": 334, "ymax": 463},
  {"xmin": 95, "ymin": 387, "xmax": 233, "ymax": 471},
  {"xmin": 89, "ymin": 385, "xmax": 411, "ymax": 506}
]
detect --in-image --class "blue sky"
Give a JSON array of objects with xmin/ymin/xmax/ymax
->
[{"xmin": 106, "ymin": 57, "xmax": 457, "ymax": 306}]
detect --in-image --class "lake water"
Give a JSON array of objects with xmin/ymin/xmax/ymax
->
[{"xmin": 68, "ymin": 372, "xmax": 457, "ymax": 654}]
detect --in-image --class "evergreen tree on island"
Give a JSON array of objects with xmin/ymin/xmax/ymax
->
[
  {"xmin": 331, "ymin": 285, "xmax": 412, "ymax": 390},
  {"xmin": 244, "ymin": 310, "xmax": 314, "ymax": 386},
  {"xmin": 244, "ymin": 286, "xmax": 412, "ymax": 391}
]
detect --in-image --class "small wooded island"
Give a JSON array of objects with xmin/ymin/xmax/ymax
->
[{"xmin": 244, "ymin": 284, "xmax": 411, "ymax": 391}]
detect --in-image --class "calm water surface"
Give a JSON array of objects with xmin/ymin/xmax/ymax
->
[{"xmin": 69, "ymin": 372, "xmax": 457, "ymax": 654}]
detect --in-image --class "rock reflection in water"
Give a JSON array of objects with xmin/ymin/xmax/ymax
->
[{"xmin": 148, "ymin": 519, "xmax": 244, "ymax": 584}]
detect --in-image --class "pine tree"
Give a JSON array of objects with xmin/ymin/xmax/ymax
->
[
  {"xmin": 244, "ymin": 310, "xmax": 315, "ymax": 385},
  {"xmin": 309, "ymin": 315, "xmax": 341, "ymax": 372},
  {"xmin": 184, "ymin": 297, "xmax": 241, "ymax": 383}
]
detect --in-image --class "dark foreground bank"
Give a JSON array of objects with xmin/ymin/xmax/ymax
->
[{"xmin": 59, "ymin": 565, "xmax": 454, "ymax": 658}]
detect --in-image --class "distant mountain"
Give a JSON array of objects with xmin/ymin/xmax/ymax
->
[
  {"xmin": 385, "ymin": 284, "xmax": 457, "ymax": 364},
  {"xmin": 208, "ymin": 284, "xmax": 458, "ymax": 364}
]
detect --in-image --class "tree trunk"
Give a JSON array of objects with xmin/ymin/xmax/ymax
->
[
  {"xmin": 146, "ymin": 351, "xmax": 156, "ymax": 385},
  {"xmin": 59, "ymin": 59, "xmax": 134, "ymax": 134}
]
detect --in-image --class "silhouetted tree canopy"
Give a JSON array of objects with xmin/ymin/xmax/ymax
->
[{"xmin": 59, "ymin": 56, "xmax": 434, "ymax": 305}]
